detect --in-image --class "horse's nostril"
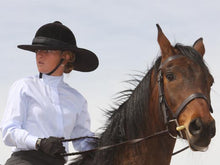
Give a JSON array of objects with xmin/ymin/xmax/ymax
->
[
  {"xmin": 189, "ymin": 118, "xmax": 203, "ymax": 135},
  {"xmin": 189, "ymin": 118, "xmax": 216, "ymax": 138}
]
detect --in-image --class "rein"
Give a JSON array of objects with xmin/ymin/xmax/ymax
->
[{"xmin": 61, "ymin": 130, "xmax": 189, "ymax": 157}]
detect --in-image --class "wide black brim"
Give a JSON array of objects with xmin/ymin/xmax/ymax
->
[{"xmin": 18, "ymin": 44, "xmax": 99, "ymax": 72}]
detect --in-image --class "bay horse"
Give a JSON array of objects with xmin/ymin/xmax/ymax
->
[{"xmin": 69, "ymin": 25, "xmax": 216, "ymax": 165}]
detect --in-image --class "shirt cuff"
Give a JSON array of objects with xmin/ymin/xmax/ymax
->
[{"xmin": 25, "ymin": 134, "xmax": 38, "ymax": 150}]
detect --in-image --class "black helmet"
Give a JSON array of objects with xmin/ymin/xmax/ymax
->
[{"xmin": 18, "ymin": 21, "xmax": 99, "ymax": 72}]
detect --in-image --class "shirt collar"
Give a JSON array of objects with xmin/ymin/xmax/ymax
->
[{"xmin": 41, "ymin": 74, "xmax": 64, "ymax": 87}]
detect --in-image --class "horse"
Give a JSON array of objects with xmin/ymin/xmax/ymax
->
[{"xmin": 69, "ymin": 24, "xmax": 216, "ymax": 165}]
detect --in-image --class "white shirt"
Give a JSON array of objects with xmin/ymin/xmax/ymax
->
[{"xmin": 0, "ymin": 74, "xmax": 94, "ymax": 153}]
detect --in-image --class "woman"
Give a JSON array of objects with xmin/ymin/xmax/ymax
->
[{"xmin": 0, "ymin": 21, "xmax": 99, "ymax": 165}]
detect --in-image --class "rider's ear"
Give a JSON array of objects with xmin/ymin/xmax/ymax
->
[
  {"xmin": 62, "ymin": 51, "xmax": 75, "ymax": 63},
  {"xmin": 193, "ymin": 38, "xmax": 205, "ymax": 57}
]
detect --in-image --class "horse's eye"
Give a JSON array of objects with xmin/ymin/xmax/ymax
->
[{"xmin": 166, "ymin": 73, "xmax": 175, "ymax": 81}]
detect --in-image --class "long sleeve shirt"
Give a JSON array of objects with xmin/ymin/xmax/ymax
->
[{"xmin": 0, "ymin": 74, "xmax": 94, "ymax": 153}]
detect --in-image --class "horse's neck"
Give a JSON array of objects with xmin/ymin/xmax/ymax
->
[
  {"xmin": 146, "ymin": 94, "xmax": 176, "ymax": 165},
  {"xmin": 117, "ymin": 136, "xmax": 176, "ymax": 165},
  {"xmin": 138, "ymin": 71, "xmax": 176, "ymax": 165},
  {"xmin": 116, "ymin": 72, "xmax": 176, "ymax": 165}
]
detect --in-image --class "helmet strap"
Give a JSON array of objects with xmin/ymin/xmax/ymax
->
[{"xmin": 39, "ymin": 58, "xmax": 65, "ymax": 78}]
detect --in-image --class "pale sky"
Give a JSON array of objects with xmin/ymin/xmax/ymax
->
[{"xmin": 0, "ymin": 0, "xmax": 220, "ymax": 164}]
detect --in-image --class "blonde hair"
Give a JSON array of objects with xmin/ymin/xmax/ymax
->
[{"xmin": 63, "ymin": 51, "xmax": 75, "ymax": 73}]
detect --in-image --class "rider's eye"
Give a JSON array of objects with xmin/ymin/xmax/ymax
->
[{"xmin": 166, "ymin": 73, "xmax": 175, "ymax": 81}]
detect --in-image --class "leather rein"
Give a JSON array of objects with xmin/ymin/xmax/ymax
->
[{"xmin": 62, "ymin": 54, "xmax": 213, "ymax": 157}]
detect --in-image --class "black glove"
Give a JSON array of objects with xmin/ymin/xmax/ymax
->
[{"xmin": 36, "ymin": 136, "xmax": 66, "ymax": 158}]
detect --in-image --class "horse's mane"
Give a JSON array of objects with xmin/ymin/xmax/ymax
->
[
  {"xmin": 71, "ymin": 44, "xmax": 211, "ymax": 165},
  {"xmin": 71, "ymin": 57, "xmax": 161, "ymax": 165}
]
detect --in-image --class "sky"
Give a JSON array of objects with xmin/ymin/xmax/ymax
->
[{"xmin": 0, "ymin": 0, "xmax": 220, "ymax": 164}]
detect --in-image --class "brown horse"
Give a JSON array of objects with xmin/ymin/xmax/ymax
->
[{"xmin": 69, "ymin": 25, "xmax": 216, "ymax": 165}]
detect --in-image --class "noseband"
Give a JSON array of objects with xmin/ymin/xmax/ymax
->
[{"xmin": 158, "ymin": 55, "xmax": 213, "ymax": 133}]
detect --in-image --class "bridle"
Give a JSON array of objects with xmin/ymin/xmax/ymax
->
[
  {"xmin": 158, "ymin": 54, "xmax": 213, "ymax": 138},
  {"xmin": 61, "ymin": 54, "xmax": 213, "ymax": 157}
]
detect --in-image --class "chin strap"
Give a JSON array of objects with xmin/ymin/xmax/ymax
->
[
  {"xmin": 39, "ymin": 73, "xmax": 43, "ymax": 78},
  {"xmin": 39, "ymin": 58, "xmax": 65, "ymax": 78}
]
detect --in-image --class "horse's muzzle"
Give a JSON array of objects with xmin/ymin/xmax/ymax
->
[{"xmin": 188, "ymin": 118, "xmax": 216, "ymax": 151}]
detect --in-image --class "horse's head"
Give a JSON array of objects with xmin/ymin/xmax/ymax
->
[{"xmin": 156, "ymin": 24, "xmax": 215, "ymax": 151}]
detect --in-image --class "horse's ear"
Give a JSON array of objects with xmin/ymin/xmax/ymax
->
[
  {"xmin": 156, "ymin": 24, "xmax": 174, "ymax": 60},
  {"xmin": 193, "ymin": 38, "xmax": 205, "ymax": 57}
]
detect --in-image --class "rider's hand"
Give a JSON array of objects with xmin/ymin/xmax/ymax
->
[{"xmin": 36, "ymin": 136, "xmax": 66, "ymax": 158}]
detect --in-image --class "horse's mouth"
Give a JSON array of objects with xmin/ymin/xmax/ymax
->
[
  {"xmin": 189, "ymin": 142, "xmax": 209, "ymax": 152},
  {"xmin": 185, "ymin": 128, "xmax": 211, "ymax": 152}
]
